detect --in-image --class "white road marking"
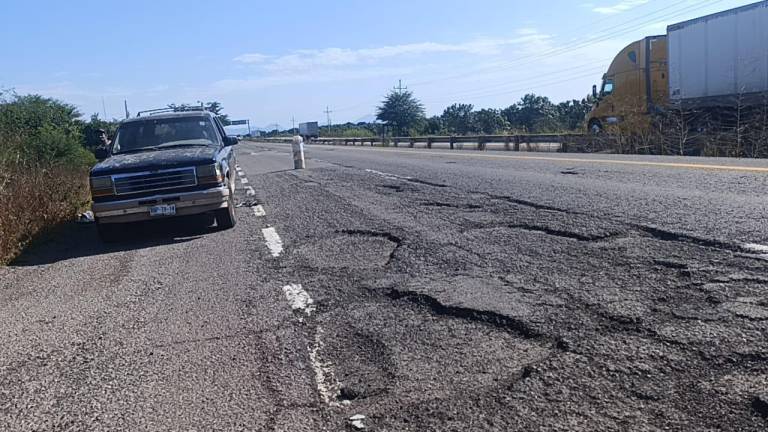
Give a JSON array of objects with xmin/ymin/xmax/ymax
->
[
  {"xmin": 743, "ymin": 243, "xmax": 768, "ymax": 253},
  {"xmin": 253, "ymin": 205, "xmax": 266, "ymax": 217},
  {"xmin": 240, "ymin": 177, "xmax": 249, "ymax": 184},
  {"xmin": 261, "ymin": 227, "xmax": 283, "ymax": 257},
  {"xmin": 282, "ymin": 283, "xmax": 316, "ymax": 315},
  {"xmin": 309, "ymin": 327, "xmax": 341, "ymax": 407},
  {"xmin": 365, "ymin": 168, "xmax": 412, "ymax": 181},
  {"xmin": 245, "ymin": 186, "xmax": 256, "ymax": 196},
  {"xmin": 237, "ymin": 170, "xmax": 245, "ymax": 177}
]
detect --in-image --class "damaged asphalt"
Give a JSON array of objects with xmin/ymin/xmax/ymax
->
[
  {"xmin": 248, "ymin": 142, "xmax": 768, "ymax": 431},
  {"xmin": 1, "ymin": 140, "xmax": 767, "ymax": 431}
]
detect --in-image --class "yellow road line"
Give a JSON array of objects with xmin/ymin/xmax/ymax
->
[{"xmin": 318, "ymin": 146, "xmax": 768, "ymax": 173}]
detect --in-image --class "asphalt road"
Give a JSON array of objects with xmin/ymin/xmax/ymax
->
[{"xmin": 2, "ymin": 141, "xmax": 768, "ymax": 431}]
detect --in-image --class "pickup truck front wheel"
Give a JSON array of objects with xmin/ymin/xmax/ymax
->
[
  {"xmin": 215, "ymin": 191, "xmax": 236, "ymax": 230},
  {"xmin": 96, "ymin": 221, "xmax": 122, "ymax": 243}
]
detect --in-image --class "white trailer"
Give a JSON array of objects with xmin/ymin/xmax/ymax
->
[{"xmin": 668, "ymin": 1, "xmax": 768, "ymax": 108}]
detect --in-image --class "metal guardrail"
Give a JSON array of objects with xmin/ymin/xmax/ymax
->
[{"xmin": 255, "ymin": 134, "xmax": 603, "ymax": 153}]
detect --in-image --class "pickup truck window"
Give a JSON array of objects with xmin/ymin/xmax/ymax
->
[{"xmin": 112, "ymin": 117, "xmax": 220, "ymax": 154}]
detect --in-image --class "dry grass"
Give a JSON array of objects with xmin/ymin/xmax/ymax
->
[{"xmin": 0, "ymin": 161, "xmax": 90, "ymax": 264}]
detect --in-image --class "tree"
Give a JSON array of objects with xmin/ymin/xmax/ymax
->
[
  {"xmin": 0, "ymin": 92, "xmax": 93, "ymax": 167},
  {"xmin": 376, "ymin": 90, "xmax": 425, "ymax": 136},
  {"xmin": 204, "ymin": 101, "xmax": 230, "ymax": 125},
  {"xmin": 474, "ymin": 108, "xmax": 509, "ymax": 134},
  {"xmin": 501, "ymin": 105, "xmax": 522, "ymax": 131},
  {"xmin": 167, "ymin": 101, "xmax": 230, "ymax": 125},
  {"xmin": 423, "ymin": 116, "xmax": 444, "ymax": 135},
  {"xmin": 442, "ymin": 103, "xmax": 475, "ymax": 135},
  {"xmin": 556, "ymin": 98, "xmax": 593, "ymax": 131},
  {"xmin": 516, "ymin": 94, "xmax": 558, "ymax": 133}
]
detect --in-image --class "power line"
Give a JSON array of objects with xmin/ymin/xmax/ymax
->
[
  {"xmin": 409, "ymin": 0, "xmax": 728, "ymax": 104},
  {"xmin": 431, "ymin": 62, "xmax": 610, "ymax": 100},
  {"xmin": 423, "ymin": 70, "xmax": 605, "ymax": 105},
  {"xmin": 411, "ymin": 0, "xmax": 715, "ymax": 87},
  {"xmin": 323, "ymin": 0, "xmax": 730, "ymax": 120}
]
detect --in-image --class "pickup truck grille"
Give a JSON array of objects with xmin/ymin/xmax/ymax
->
[{"xmin": 113, "ymin": 167, "xmax": 197, "ymax": 195}]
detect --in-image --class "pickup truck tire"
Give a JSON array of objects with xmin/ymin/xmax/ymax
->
[
  {"xmin": 215, "ymin": 182, "xmax": 237, "ymax": 230},
  {"xmin": 96, "ymin": 222, "xmax": 122, "ymax": 243}
]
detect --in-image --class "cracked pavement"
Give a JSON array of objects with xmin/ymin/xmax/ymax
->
[{"xmin": 2, "ymin": 141, "xmax": 768, "ymax": 431}]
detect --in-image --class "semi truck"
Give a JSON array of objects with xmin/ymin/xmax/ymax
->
[
  {"xmin": 299, "ymin": 122, "xmax": 319, "ymax": 140},
  {"xmin": 587, "ymin": 1, "xmax": 768, "ymax": 134}
]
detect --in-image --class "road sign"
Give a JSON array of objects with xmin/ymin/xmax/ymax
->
[{"xmin": 229, "ymin": 120, "xmax": 248, "ymax": 126}]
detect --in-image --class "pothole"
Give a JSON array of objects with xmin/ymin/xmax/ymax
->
[{"xmin": 293, "ymin": 230, "xmax": 400, "ymax": 269}]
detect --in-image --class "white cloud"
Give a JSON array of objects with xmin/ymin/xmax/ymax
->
[
  {"xmin": 592, "ymin": 0, "xmax": 649, "ymax": 15},
  {"xmin": 233, "ymin": 32, "xmax": 551, "ymax": 75},
  {"xmin": 233, "ymin": 53, "xmax": 271, "ymax": 64},
  {"xmin": 212, "ymin": 66, "xmax": 414, "ymax": 92}
]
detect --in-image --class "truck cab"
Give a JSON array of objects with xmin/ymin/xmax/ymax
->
[
  {"xmin": 89, "ymin": 109, "xmax": 239, "ymax": 241},
  {"xmin": 587, "ymin": 35, "xmax": 668, "ymax": 133}
]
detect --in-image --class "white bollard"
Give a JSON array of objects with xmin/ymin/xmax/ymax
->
[{"xmin": 292, "ymin": 136, "xmax": 306, "ymax": 170}]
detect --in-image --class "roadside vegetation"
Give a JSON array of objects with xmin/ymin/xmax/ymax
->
[
  {"xmin": 258, "ymin": 86, "xmax": 768, "ymax": 158},
  {"xmin": 0, "ymin": 91, "xmax": 111, "ymax": 264},
  {"xmin": 259, "ymin": 91, "xmax": 594, "ymax": 139}
]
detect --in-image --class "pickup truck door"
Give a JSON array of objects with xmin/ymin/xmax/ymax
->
[{"xmin": 213, "ymin": 117, "xmax": 236, "ymax": 183}]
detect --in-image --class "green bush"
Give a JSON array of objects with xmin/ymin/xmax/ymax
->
[{"xmin": 0, "ymin": 92, "xmax": 96, "ymax": 264}]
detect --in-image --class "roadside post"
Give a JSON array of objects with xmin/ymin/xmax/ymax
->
[{"xmin": 292, "ymin": 136, "xmax": 306, "ymax": 169}]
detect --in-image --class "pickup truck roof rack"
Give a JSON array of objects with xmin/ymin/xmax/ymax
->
[{"xmin": 136, "ymin": 106, "xmax": 208, "ymax": 117}]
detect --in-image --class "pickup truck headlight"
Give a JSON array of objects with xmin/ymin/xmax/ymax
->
[
  {"xmin": 197, "ymin": 163, "xmax": 224, "ymax": 185},
  {"xmin": 90, "ymin": 176, "xmax": 114, "ymax": 197}
]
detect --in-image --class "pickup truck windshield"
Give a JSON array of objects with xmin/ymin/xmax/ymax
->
[{"xmin": 112, "ymin": 117, "xmax": 220, "ymax": 154}]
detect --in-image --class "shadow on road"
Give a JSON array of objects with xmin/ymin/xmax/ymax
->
[{"xmin": 11, "ymin": 216, "xmax": 216, "ymax": 267}]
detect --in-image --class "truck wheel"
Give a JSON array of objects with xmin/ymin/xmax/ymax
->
[
  {"xmin": 97, "ymin": 222, "xmax": 122, "ymax": 243},
  {"xmin": 216, "ymin": 190, "xmax": 237, "ymax": 230},
  {"xmin": 588, "ymin": 119, "xmax": 603, "ymax": 134}
]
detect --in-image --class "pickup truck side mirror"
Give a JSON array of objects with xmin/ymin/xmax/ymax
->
[
  {"xmin": 225, "ymin": 136, "xmax": 239, "ymax": 146},
  {"xmin": 592, "ymin": 84, "xmax": 598, "ymax": 99},
  {"xmin": 94, "ymin": 148, "xmax": 110, "ymax": 160}
]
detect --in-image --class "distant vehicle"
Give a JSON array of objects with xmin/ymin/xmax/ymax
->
[
  {"xmin": 299, "ymin": 122, "xmax": 319, "ymax": 140},
  {"xmin": 89, "ymin": 108, "xmax": 239, "ymax": 241},
  {"xmin": 587, "ymin": 1, "xmax": 768, "ymax": 133}
]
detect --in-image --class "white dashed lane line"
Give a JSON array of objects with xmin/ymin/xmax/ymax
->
[
  {"xmin": 309, "ymin": 328, "xmax": 342, "ymax": 407},
  {"xmin": 256, "ymin": 219, "xmax": 343, "ymax": 407},
  {"xmin": 253, "ymin": 205, "xmax": 266, "ymax": 217},
  {"xmin": 282, "ymin": 284, "xmax": 316, "ymax": 315},
  {"xmin": 245, "ymin": 186, "xmax": 256, "ymax": 196},
  {"xmin": 240, "ymin": 177, "xmax": 249, "ymax": 184},
  {"xmin": 261, "ymin": 227, "xmax": 284, "ymax": 257}
]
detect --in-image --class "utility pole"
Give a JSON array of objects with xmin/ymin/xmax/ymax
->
[
  {"xmin": 101, "ymin": 97, "xmax": 108, "ymax": 119},
  {"xmin": 393, "ymin": 79, "xmax": 408, "ymax": 94},
  {"xmin": 324, "ymin": 106, "xmax": 333, "ymax": 137},
  {"xmin": 291, "ymin": 116, "xmax": 296, "ymax": 135}
]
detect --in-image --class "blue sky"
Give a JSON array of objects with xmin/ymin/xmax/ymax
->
[{"xmin": 0, "ymin": 0, "xmax": 756, "ymax": 130}]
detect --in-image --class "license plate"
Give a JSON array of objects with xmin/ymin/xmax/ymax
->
[{"xmin": 149, "ymin": 204, "xmax": 176, "ymax": 217}]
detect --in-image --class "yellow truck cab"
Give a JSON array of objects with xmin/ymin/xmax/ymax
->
[{"xmin": 587, "ymin": 35, "xmax": 668, "ymax": 133}]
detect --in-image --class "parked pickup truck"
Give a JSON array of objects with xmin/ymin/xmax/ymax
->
[{"xmin": 89, "ymin": 110, "xmax": 239, "ymax": 242}]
